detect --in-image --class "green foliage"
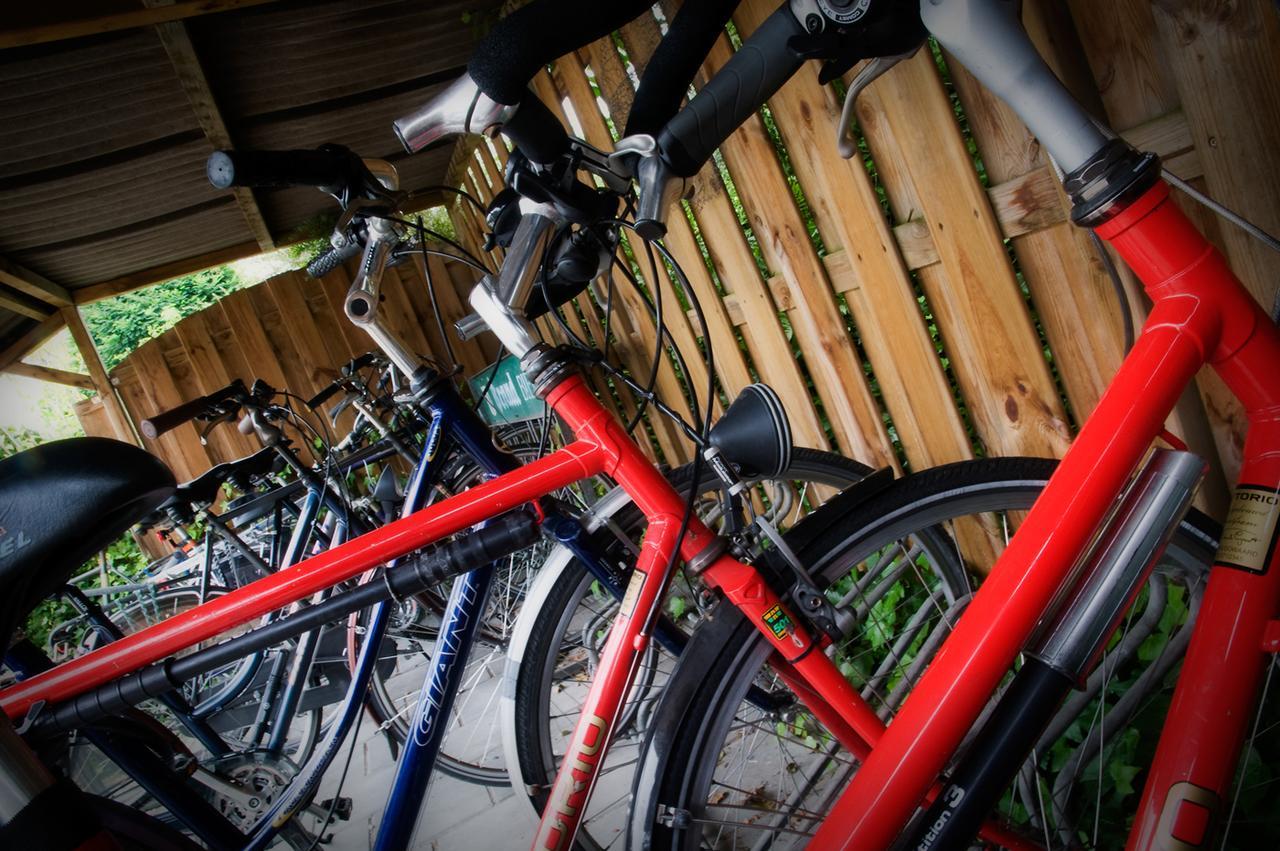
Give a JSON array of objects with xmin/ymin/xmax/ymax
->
[
  {"xmin": 81, "ymin": 265, "xmax": 244, "ymax": 370},
  {"xmin": 0, "ymin": 425, "xmax": 43, "ymax": 459},
  {"xmin": 23, "ymin": 534, "xmax": 150, "ymax": 651}
]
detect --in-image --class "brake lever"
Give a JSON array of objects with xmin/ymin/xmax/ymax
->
[
  {"xmin": 836, "ymin": 48, "xmax": 920, "ymax": 158},
  {"xmin": 196, "ymin": 410, "xmax": 237, "ymax": 446}
]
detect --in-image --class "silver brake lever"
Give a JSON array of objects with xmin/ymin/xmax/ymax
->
[{"xmin": 836, "ymin": 48, "xmax": 921, "ymax": 159}]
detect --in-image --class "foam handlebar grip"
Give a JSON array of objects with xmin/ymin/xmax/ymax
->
[
  {"xmin": 657, "ymin": 5, "xmax": 805, "ymax": 178},
  {"xmin": 502, "ymin": 91, "xmax": 572, "ymax": 165},
  {"xmin": 467, "ymin": 0, "xmax": 653, "ymax": 105},
  {"xmin": 207, "ymin": 148, "xmax": 353, "ymax": 190},
  {"xmin": 141, "ymin": 380, "xmax": 245, "ymax": 439},
  {"xmin": 304, "ymin": 241, "xmax": 360, "ymax": 279}
]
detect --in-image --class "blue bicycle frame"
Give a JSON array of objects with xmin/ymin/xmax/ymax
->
[{"xmin": 246, "ymin": 371, "xmax": 623, "ymax": 849}]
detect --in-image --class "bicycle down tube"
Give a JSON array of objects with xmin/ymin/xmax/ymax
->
[{"xmin": 800, "ymin": 2, "xmax": 1280, "ymax": 848}]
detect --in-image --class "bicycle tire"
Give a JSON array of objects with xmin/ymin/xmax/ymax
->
[
  {"xmin": 628, "ymin": 457, "xmax": 1219, "ymax": 850},
  {"xmin": 68, "ymin": 584, "xmax": 324, "ymax": 841},
  {"xmin": 88, "ymin": 793, "xmax": 204, "ymax": 850},
  {"xmin": 504, "ymin": 447, "xmax": 872, "ymax": 849}
]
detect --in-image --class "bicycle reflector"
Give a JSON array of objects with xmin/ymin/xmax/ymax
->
[{"xmin": 707, "ymin": 384, "xmax": 792, "ymax": 479}]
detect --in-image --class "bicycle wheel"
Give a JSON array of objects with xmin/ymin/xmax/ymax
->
[
  {"xmin": 66, "ymin": 585, "xmax": 323, "ymax": 843},
  {"xmin": 504, "ymin": 448, "xmax": 871, "ymax": 849},
  {"xmin": 629, "ymin": 457, "xmax": 1219, "ymax": 851}
]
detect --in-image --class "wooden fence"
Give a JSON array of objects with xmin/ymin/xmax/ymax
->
[
  {"xmin": 76, "ymin": 254, "xmax": 492, "ymax": 483},
  {"xmin": 75, "ymin": 0, "xmax": 1279, "ymax": 521},
  {"xmin": 441, "ymin": 0, "xmax": 1280, "ymax": 519}
]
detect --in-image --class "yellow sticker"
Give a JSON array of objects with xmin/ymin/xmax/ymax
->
[
  {"xmin": 1216, "ymin": 484, "xmax": 1280, "ymax": 574},
  {"xmin": 619, "ymin": 570, "xmax": 645, "ymax": 619}
]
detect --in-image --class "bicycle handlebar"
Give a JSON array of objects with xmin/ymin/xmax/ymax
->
[
  {"xmin": 141, "ymin": 379, "xmax": 248, "ymax": 440},
  {"xmin": 466, "ymin": 0, "xmax": 653, "ymax": 105},
  {"xmin": 207, "ymin": 147, "xmax": 360, "ymax": 191},
  {"xmin": 657, "ymin": 4, "xmax": 805, "ymax": 178},
  {"xmin": 306, "ymin": 353, "xmax": 383, "ymax": 409}
]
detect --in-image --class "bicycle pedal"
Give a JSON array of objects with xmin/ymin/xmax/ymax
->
[{"xmin": 317, "ymin": 797, "xmax": 353, "ymax": 821}]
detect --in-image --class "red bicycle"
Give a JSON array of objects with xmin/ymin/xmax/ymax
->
[{"xmin": 2, "ymin": 1, "xmax": 1278, "ymax": 850}]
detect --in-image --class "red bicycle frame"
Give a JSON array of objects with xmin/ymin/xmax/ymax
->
[
  {"xmin": 802, "ymin": 181, "xmax": 1280, "ymax": 848},
  {"xmin": 6, "ymin": 188, "xmax": 1275, "ymax": 851}
]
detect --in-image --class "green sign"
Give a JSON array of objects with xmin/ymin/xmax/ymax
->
[{"xmin": 468, "ymin": 356, "xmax": 545, "ymax": 426}]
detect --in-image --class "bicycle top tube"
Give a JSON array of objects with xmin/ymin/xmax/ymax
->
[{"xmin": 0, "ymin": 369, "xmax": 723, "ymax": 724}]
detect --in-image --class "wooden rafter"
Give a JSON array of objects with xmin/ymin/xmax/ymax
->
[
  {"xmin": 147, "ymin": 3, "xmax": 275, "ymax": 252},
  {"xmin": 2, "ymin": 361, "xmax": 94, "ymax": 390},
  {"xmin": 0, "ymin": 256, "xmax": 72, "ymax": 307},
  {"xmin": 0, "ymin": 0, "xmax": 281, "ymax": 50},
  {"xmin": 0, "ymin": 289, "xmax": 52, "ymax": 321},
  {"xmin": 61, "ymin": 307, "xmax": 140, "ymax": 446},
  {"xmin": 0, "ymin": 314, "xmax": 65, "ymax": 372}
]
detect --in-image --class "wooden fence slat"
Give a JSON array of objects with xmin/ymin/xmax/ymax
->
[
  {"xmin": 318, "ymin": 266, "xmax": 376, "ymax": 359},
  {"xmin": 552, "ymin": 54, "xmax": 744, "ymax": 411},
  {"xmin": 736, "ymin": 0, "xmax": 970, "ymax": 471},
  {"xmin": 584, "ymin": 29, "xmax": 833, "ymax": 455},
  {"xmin": 263, "ymin": 273, "xmax": 338, "ymax": 396},
  {"xmin": 174, "ymin": 311, "xmax": 257, "ymax": 461},
  {"xmin": 130, "ymin": 339, "xmax": 212, "ymax": 482},
  {"xmin": 219, "ymin": 289, "xmax": 288, "ymax": 392},
  {"xmin": 868, "ymin": 52, "xmax": 1072, "ymax": 459},
  {"xmin": 532, "ymin": 66, "xmax": 692, "ymax": 462},
  {"xmin": 699, "ymin": 33, "xmax": 893, "ymax": 468}
]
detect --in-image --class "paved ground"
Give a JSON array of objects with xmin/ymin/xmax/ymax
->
[{"xmin": 313, "ymin": 710, "xmax": 538, "ymax": 850}]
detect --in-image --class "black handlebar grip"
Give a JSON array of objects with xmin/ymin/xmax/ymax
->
[
  {"xmin": 343, "ymin": 352, "xmax": 381, "ymax": 374},
  {"xmin": 657, "ymin": 5, "xmax": 806, "ymax": 178},
  {"xmin": 503, "ymin": 90, "xmax": 572, "ymax": 166},
  {"xmin": 305, "ymin": 380, "xmax": 345, "ymax": 410},
  {"xmin": 304, "ymin": 240, "xmax": 360, "ymax": 279},
  {"xmin": 207, "ymin": 148, "xmax": 353, "ymax": 191},
  {"xmin": 141, "ymin": 380, "xmax": 245, "ymax": 440},
  {"xmin": 625, "ymin": 0, "xmax": 740, "ymax": 138},
  {"xmin": 468, "ymin": 0, "xmax": 653, "ymax": 105}
]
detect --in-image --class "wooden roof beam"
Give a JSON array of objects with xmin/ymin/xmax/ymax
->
[
  {"xmin": 74, "ymin": 241, "xmax": 260, "ymax": 305},
  {"xmin": 0, "ymin": 314, "xmax": 65, "ymax": 372},
  {"xmin": 148, "ymin": 4, "xmax": 275, "ymax": 252},
  {"xmin": 0, "ymin": 288, "xmax": 53, "ymax": 321},
  {"xmin": 2, "ymin": 361, "xmax": 94, "ymax": 391},
  {"xmin": 0, "ymin": 256, "xmax": 72, "ymax": 307},
  {"xmin": 0, "ymin": 0, "xmax": 281, "ymax": 50}
]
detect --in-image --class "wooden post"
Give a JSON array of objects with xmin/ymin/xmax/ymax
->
[{"xmin": 61, "ymin": 306, "xmax": 141, "ymax": 447}]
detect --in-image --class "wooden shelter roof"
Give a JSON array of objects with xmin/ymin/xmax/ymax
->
[{"xmin": 0, "ymin": 0, "xmax": 500, "ymax": 360}]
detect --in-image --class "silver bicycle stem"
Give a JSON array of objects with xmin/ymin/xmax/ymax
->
[
  {"xmin": 920, "ymin": 0, "xmax": 1109, "ymax": 174},
  {"xmin": 337, "ymin": 161, "xmax": 429, "ymax": 379},
  {"xmin": 465, "ymin": 200, "xmax": 565, "ymax": 360}
]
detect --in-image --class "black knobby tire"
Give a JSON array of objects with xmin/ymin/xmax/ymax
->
[
  {"xmin": 509, "ymin": 448, "xmax": 872, "ymax": 850},
  {"xmin": 629, "ymin": 457, "xmax": 1219, "ymax": 851}
]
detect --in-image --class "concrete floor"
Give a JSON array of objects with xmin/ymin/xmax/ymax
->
[{"xmin": 313, "ymin": 709, "xmax": 538, "ymax": 850}]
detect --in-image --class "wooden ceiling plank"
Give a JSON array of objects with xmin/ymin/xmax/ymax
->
[
  {"xmin": 0, "ymin": 314, "xmax": 65, "ymax": 372},
  {"xmin": 146, "ymin": 5, "xmax": 275, "ymax": 252},
  {"xmin": 0, "ymin": 0, "xmax": 282, "ymax": 51},
  {"xmin": 74, "ymin": 240, "xmax": 259, "ymax": 305},
  {"xmin": 0, "ymin": 257, "xmax": 73, "ymax": 307},
  {"xmin": 2, "ymin": 361, "xmax": 94, "ymax": 390}
]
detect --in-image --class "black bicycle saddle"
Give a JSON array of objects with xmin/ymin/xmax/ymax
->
[{"xmin": 0, "ymin": 437, "xmax": 175, "ymax": 644}]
